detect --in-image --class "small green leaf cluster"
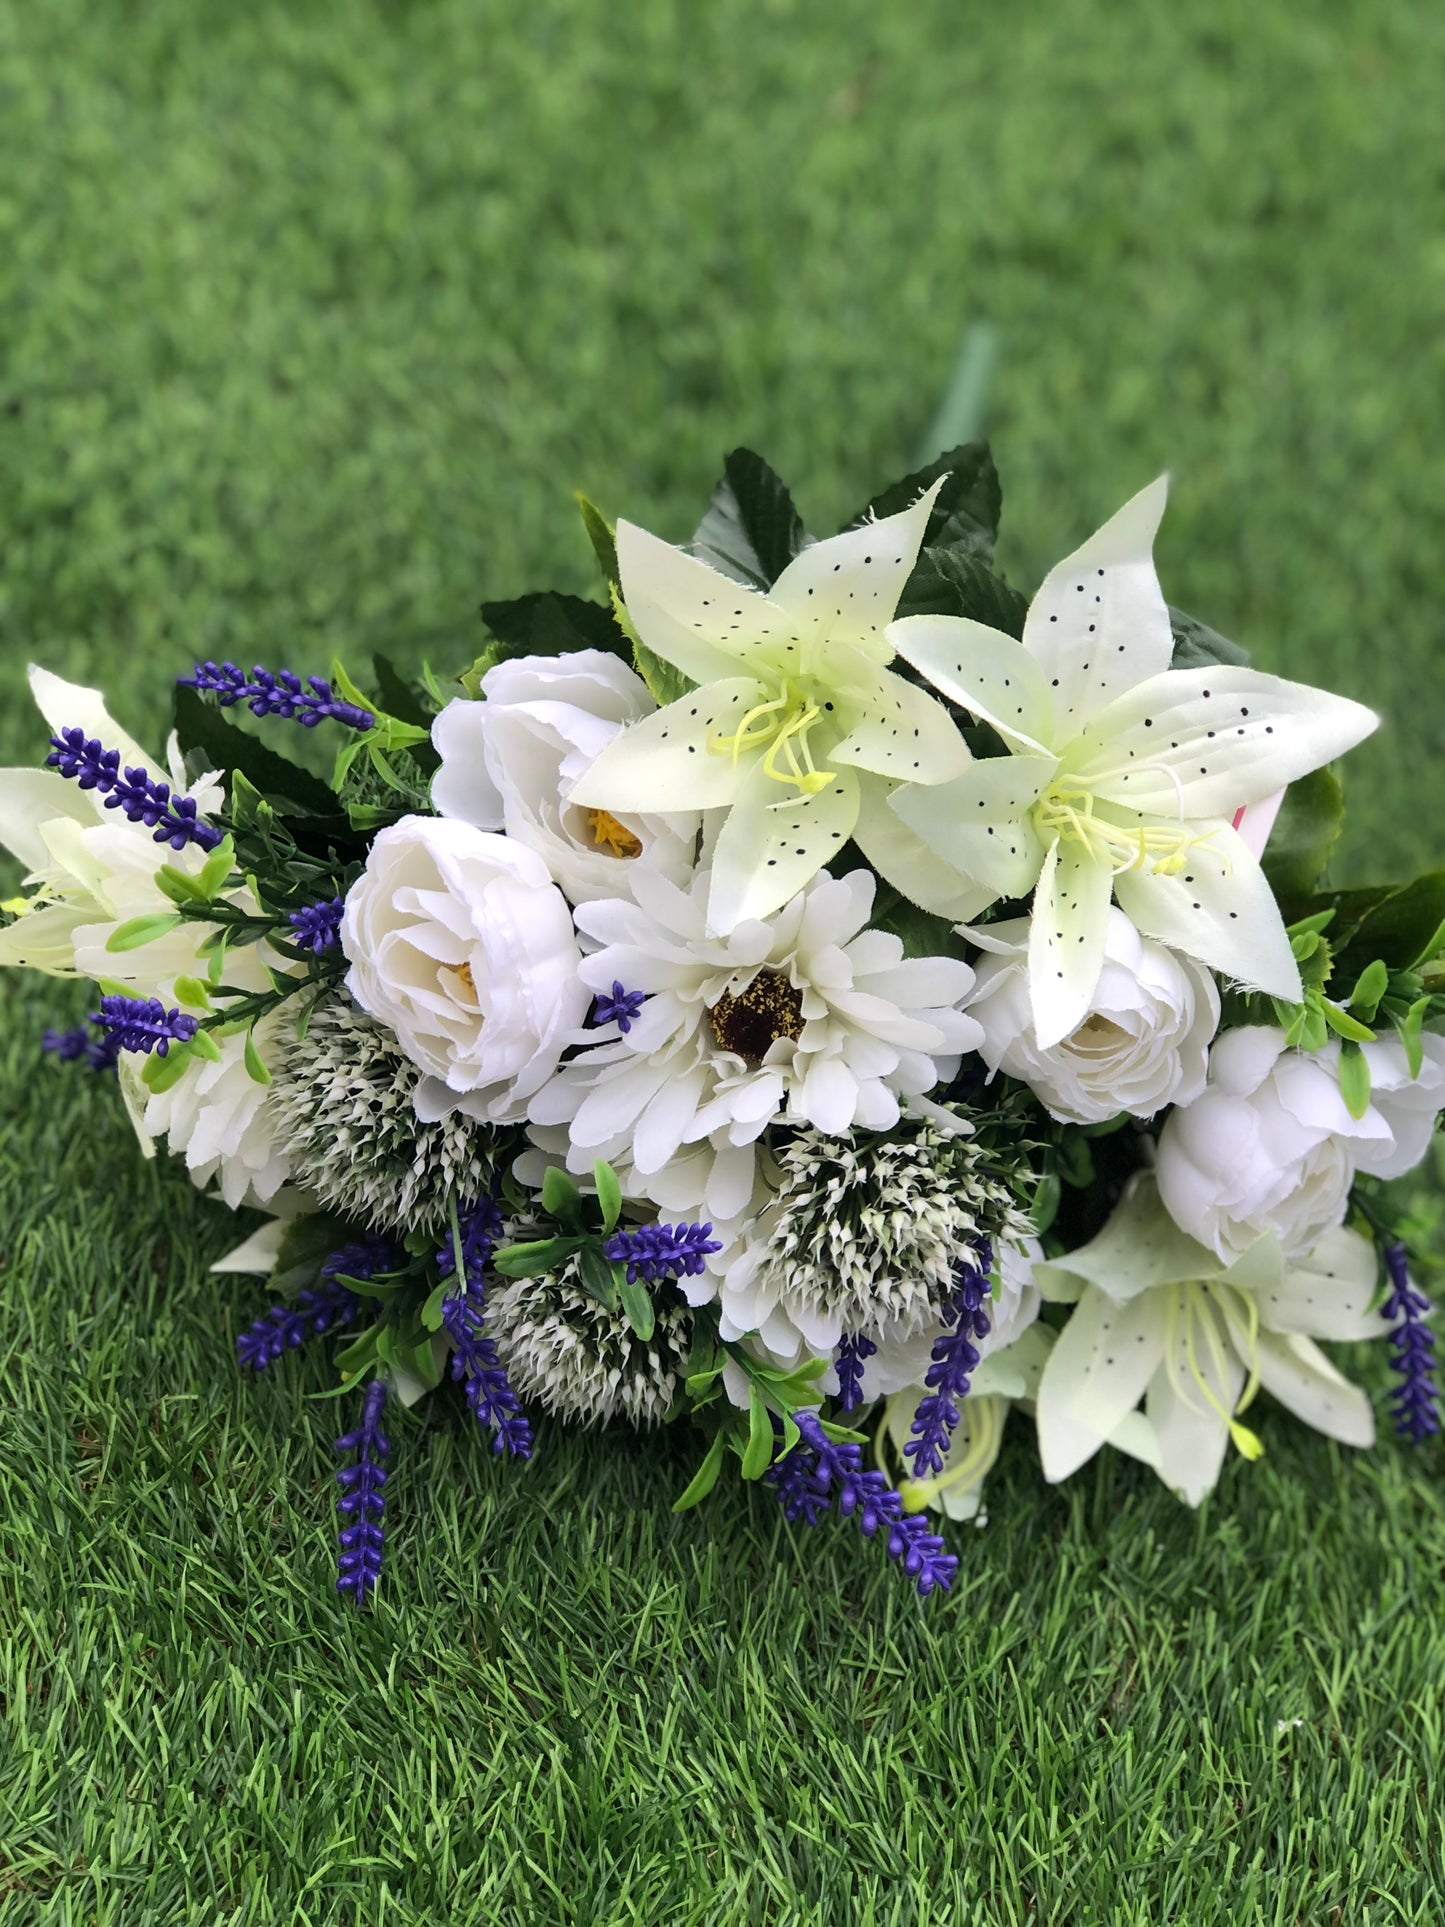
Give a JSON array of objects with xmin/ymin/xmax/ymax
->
[{"xmin": 491, "ymin": 1160, "xmax": 655, "ymax": 1339}]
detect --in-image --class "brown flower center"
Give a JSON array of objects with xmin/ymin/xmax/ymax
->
[
  {"xmin": 585, "ymin": 808, "xmax": 644, "ymax": 859},
  {"xmin": 708, "ymin": 970, "xmax": 805, "ymax": 1062}
]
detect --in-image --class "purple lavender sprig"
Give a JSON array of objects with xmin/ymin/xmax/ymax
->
[
  {"xmin": 334, "ymin": 1379, "xmax": 390, "ymax": 1603},
  {"xmin": 591, "ymin": 981, "xmax": 646, "ymax": 1034},
  {"xmin": 603, "ymin": 1220, "xmax": 721, "ymax": 1285},
  {"xmin": 435, "ymin": 1197, "xmax": 506, "ymax": 1287},
  {"xmin": 43, "ymin": 1020, "xmax": 123, "ymax": 1073},
  {"xmin": 442, "ymin": 1292, "xmax": 534, "ymax": 1458},
  {"xmin": 905, "ymin": 1241, "xmax": 994, "ymax": 1479},
  {"xmin": 834, "ymin": 1333, "xmax": 877, "ymax": 1416},
  {"xmin": 45, "ymin": 728, "xmax": 222, "ymax": 852},
  {"xmin": 93, "ymin": 994, "xmax": 199, "ymax": 1057},
  {"xmin": 182, "ymin": 661, "xmax": 374, "ymax": 731},
  {"xmin": 1382, "ymin": 1242, "xmax": 1440, "ymax": 1444},
  {"xmin": 237, "ymin": 1279, "xmax": 361, "ymax": 1370},
  {"xmin": 288, "ymin": 896, "xmax": 345, "ymax": 956},
  {"xmin": 768, "ymin": 1409, "xmax": 958, "ymax": 1599}
]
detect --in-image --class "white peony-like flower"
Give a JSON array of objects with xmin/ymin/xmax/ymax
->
[
  {"xmin": 430, "ymin": 651, "xmax": 699, "ymax": 905},
  {"xmin": 340, "ymin": 815, "xmax": 589, "ymax": 1125},
  {"xmin": 965, "ymin": 907, "xmax": 1219, "ymax": 1124},
  {"xmin": 527, "ymin": 864, "xmax": 981, "ymax": 1240},
  {"xmin": 1156, "ymin": 1025, "xmax": 1445, "ymax": 1263},
  {"xmin": 1033, "ymin": 1174, "xmax": 1379, "ymax": 1505}
]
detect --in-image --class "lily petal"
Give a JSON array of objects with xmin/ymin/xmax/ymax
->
[
  {"xmin": 1022, "ymin": 476, "xmax": 1174, "ymax": 731},
  {"xmin": 850, "ymin": 775, "xmax": 999, "ymax": 921},
  {"xmin": 1027, "ymin": 836, "xmax": 1114, "ymax": 1050},
  {"xmin": 1113, "ymin": 818, "xmax": 1302, "ymax": 1001},
  {"xmin": 706, "ymin": 762, "xmax": 860, "ymax": 934},
  {"xmin": 1227, "ymin": 1324, "xmax": 1375, "ymax": 1448},
  {"xmin": 770, "ymin": 479, "xmax": 943, "ymax": 662},
  {"xmin": 0, "ymin": 766, "xmax": 97, "ymax": 871},
  {"xmin": 828, "ymin": 665, "xmax": 969, "ymax": 785},
  {"xmin": 1146, "ymin": 1299, "xmax": 1243, "ymax": 1505},
  {"xmin": 890, "ymin": 754, "xmax": 1054, "ymax": 901},
  {"xmin": 1065, "ymin": 666, "xmax": 1378, "ymax": 818},
  {"xmin": 567, "ymin": 676, "xmax": 764, "ymax": 812},
  {"xmin": 1253, "ymin": 1226, "xmax": 1382, "ymax": 1341},
  {"xmin": 1035, "ymin": 1175, "xmax": 1216, "ymax": 1304},
  {"xmin": 887, "ymin": 617, "xmax": 1055, "ymax": 753},
  {"xmin": 27, "ymin": 665, "xmax": 157, "ymax": 775},
  {"xmin": 1035, "ymin": 1285, "xmax": 1168, "ymax": 1483},
  {"xmin": 617, "ymin": 521, "xmax": 795, "ymax": 686}
]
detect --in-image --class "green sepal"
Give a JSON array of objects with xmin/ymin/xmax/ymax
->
[
  {"xmin": 1348, "ymin": 958, "xmax": 1390, "ymax": 1022},
  {"xmin": 618, "ymin": 1270, "xmax": 655, "ymax": 1342},
  {"xmin": 105, "ymin": 912, "xmax": 184, "ymax": 953},
  {"xmin": 1322, "ymin": 1001, "xmax": 1376, "ymax": 1044},
  {"xmin": 593, "ymin": 1159, "xmax": 623, "ymax": 1235},
  {"xmin": 671, "ymin": 1430, "xmax": 728, "ymax": 1514},
  {"xmin": 1397, "ymin": 996, "xmax": 1429, "ymax": 1079},
  {"xmin": 243, "ymin": 1028, "xmax": 272, "ymax": 1086},
  {"xmin": 1338, "ymin": 1041, "xmax": 1372, "ymax": 1120},
  {"xmin": 740, "ymin": 1385, "xmax": 774, "ymax": 1481},
  {"xmin": 172, "ymin": 975, "xmax": 211, "ymax": 1009},
  {"xmin": 492, "ymin": 1235, "xmax": 584, "ymax": 1279}
]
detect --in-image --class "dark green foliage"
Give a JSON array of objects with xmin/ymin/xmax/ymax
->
[
  {"xmin": 692, "ymin": 448, "xmax": 807, "ymax": 588},
  {"xmin": 845, "ymin": 440, "xmax": 1002, "ymax": 559},
  {"xmin": 479, "ymin": 590, "xmax": 629, "ymax": 664},
  {"xmin": 1168, "ymin": 606, "xmax": 1252, "ymax": 672},
  {"xmin": 173, "ymin": 686, "xmax": 341, "ymax": 820},
  {"xmin": 1263, "ymin": 765, "xmax": 1346, "ymax": 905}
]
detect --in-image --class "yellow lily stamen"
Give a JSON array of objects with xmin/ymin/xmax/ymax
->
[
  {"xmin": 710, "ymin": 680, "xmax": 834, "ymax": 797},
  {"xmin": 1167, "ymin": 1282, "xmax": 1266, "ymax": 1466},
  {"xmin": 1032, "ymin": 782, "xmax": 1225, "ymax": 878}
]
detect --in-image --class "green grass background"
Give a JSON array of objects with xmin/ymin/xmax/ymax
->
[{"xmin": 2, "ymin": 1, "xmax": 1444, "ymax": 1920}]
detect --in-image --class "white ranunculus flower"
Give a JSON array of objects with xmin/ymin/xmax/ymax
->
[
  {"xmin": 965, "ymin": 908, "xmax": 1219, "ymax": 1124},
  {"xmin": 1155, "ymin": 1026, "xmax": 1445, "ymax": 1263},
  {"xmin": 341, "ymin": 815, "xmax": 588, "ymax": 1125},
  {"xmin": 138, "ymin": 1005, "xmax": 293, "ymax": 1208},
  {"xmin": 430, "ymin": 651, "xmax": 699, "ymax": 905}
]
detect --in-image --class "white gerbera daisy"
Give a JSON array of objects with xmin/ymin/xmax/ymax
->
[{"xmin": 526, "ymin": 864, "xmax": 982, "ymax": 1231}]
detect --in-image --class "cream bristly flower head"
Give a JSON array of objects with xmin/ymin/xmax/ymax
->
[
  {"xmin": 566, "ymin": 484, "xmax": 970, "ymax": 936},
  {"xmin": 888, "ymin": 479, "xmax": 1378, "ymax": 1047}
]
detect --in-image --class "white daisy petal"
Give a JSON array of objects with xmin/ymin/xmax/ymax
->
[
  {"xmin": 1021, "ymin": 475, "xmax": 1174, "ymax": 728},
  {"xmin": 1113, "ymin": 819, "xmax": 1302, "ymax": 1001}
]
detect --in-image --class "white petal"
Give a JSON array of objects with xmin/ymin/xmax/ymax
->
[
  {"xmin": 567, "ymin": 678, "xmax": 763, "ymax": 812},
  {"xmin": 887, "ymin": 616, "xmax": 1056, "ymax": 752},
  {"xmin": 429, "ymin": 699, "xmax": 506, "ymax": 827},
  {"xmin": 1036, "ymin": 1174, "xmax": 1217, "ymax": 1303},
  {"xmin": 827, "ymin": 666, "xmax": 969, "ymax": 785},
  {"xmin": 1234, "ymin": 788, "xmax": 1285, "ymax": 859},
  {"xmin": 1113, "ymin": 819, "xmax": 1302, "ymax": 1000},
  {"xmin": 1065, "ymin": 666, "xmax": 1378, "ymax": 818},
  {"xmin": 1021, "ymin": 477, "xmax": 1174, "ymax": 730},
  {"xmin": 1035, "ymin": 1287, "xmax": 1168, "ymax": 1483},
  {"xmin": 0, "ymin": 766, "xmax": 97, "ymax": 871},
  {"xmin": 1228, "ymin": 1325, "xmax": 1375, "ymax": 1448},
  {"xmin": 705, "ymin": 763, "xmax": 860, "ymax": 934},
  {"xmin": 889, "ymin": 754, "xmax": 1054, "ymax": 900},
  {"xmin": 27, "ymin": 665, "xmax": 157, "ymax": 774},
  {"xmin": 1027, "ymin": 837, "xmax": 1114, "ymax": 1050},
  {"xmin": 850, "ymin": 774, "xmax": 1000, "ymax": 921},
  {"xmin": 1254, "ymin": 1226, "xmax": 1382, "ymax": 1341},
  {"xmin": 1146, "ymin": 1312, "xmax": 1241, "ymax": 1507},
  {"xmin": 770, "ymin": 478, "xmax": 943, "ymax": 660},
  {"xmin": 617, "ymin": 520, "xmax": 794, "ymax": 685}
]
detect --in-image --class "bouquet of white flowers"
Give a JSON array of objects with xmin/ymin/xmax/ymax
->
[{"xmin": 4, "ymin": 443, "xmax": 1438, "ymax": 1605}]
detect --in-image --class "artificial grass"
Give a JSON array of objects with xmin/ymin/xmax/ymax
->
[{"xmin": 2, "ymin": 0, "xmax": 1444, "ymax": 1919}]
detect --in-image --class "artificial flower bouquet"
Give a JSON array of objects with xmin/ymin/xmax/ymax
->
[{"xmin": 4, "ymin": 442, "xmax": 1440, "ymax": 1606}]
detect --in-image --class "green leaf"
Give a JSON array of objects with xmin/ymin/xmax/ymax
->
[
  {"xmin": 243, "ymin": 1028, "xmax": 272, "ymax": 1086},
  {"xmin": 1348, "ymin": 958, "xmax": 1390, "ymax": 1022},
  {"xmin": 420, "ymin": 1283, "xmax": 449, "ymax": 1333},
  {"xmin": 372, "ymin": 653, "xmax": 438, "ymax": 730},
  {"xmin": 1397, "ymin": 996, "xmax": 1429, "ymax": 1078},
  {"xmin": 1322, "ymin": 1000, "xmax": 1375, "ymax": 1044},
  {"xmin": 845, "ymin": 441, "xmax": 1001, "ymax": 561},
  {"xmin": 188, "ymin": 1027, "xmax": 223, "ymax": 1063},
  {"xmin": 105, "ymin": 912, "xmax": 184, "ymax": 953},
  {"xmin": 173, "ymin": 685, "xmax": 340, "ymax": 819},
  {"xmin": 153, "ymin": 865, "xmax": 211, "ymax": 906},
  {"xmin": 576, "ymin": 493, "xmax": 621, "ymax": 589},
  {"xmin": 480, "ymin": 590, "xmax": 629, "ymax": 664},
  {"xmin": 898, "ymin": 545, "xmax": 1029, "ymax": 636},
  {"xmin": 172, "ymin": 975, "xmax": 211, "ymax": 1009},
  {"xmin": 492, "ymin": 1236, "xmax": 584, "ymax": 1279},
  {"xmin": 618, "ymin": 1273, "xmax": 655, "ymax": 1342},
  {"xmin": 1031, "ymin": 1171, "xmax": 1062, "ymax": 1237},
  {"xmin": 593, "ymin": 1160, "xmax": 623, "ymax": 1235},
  {"xmin": 140, "ymin": 1041, "xmax": 196, "ymax": 1093},
  {"xmin": 617, "ymin": 584, "xmax": 695, "ymax": 707},
  {"xmin": 1168, "ymin": 607, "xmax": 1252, "ymax": 672},
  {"xmin": 869, "ymin": 881, "xmax": 968, "ymax": 960},
  {"xmin": 1262, "ymin": 767, "xmax": 1345, "ymax": 904},
  {"xmin": 196, "ymin": 835, "xmax": 236, "ymax": 899},
  {"xmin": 541, "ymin": 1166, "xmax": 584, "ymax": 1227},
  {"xmin": 328, "ymin": 658, "xmax": 381, "ymax": 718},
  {"xmin": 691, "ymin": 448, "xmax": 805, "ymax": 589},
  {"xmin": 333, "ymin": 1325, "xmax": 381, "ymax": 1379},
  {"xmin": 1338, "ymin": 1041, "xmax": 1372, "ymax": 1120},
  {"xmin": 577, "ymin": 1242, "xmax": 621, "ymax": 1310},
  {"xmin": 671, "ymin": 1430, "xmax": 728, "ymax": 1514},
  {"xmin": 1336, "ymin": 873, "xmax": 1445, "ymax": 978},
  {"xmin": 740, "ymin": 1385, "xmax": 774, "ymax": 1481}
]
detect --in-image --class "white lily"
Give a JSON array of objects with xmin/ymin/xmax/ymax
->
[
  {"xmin": 567, "ymin": 485, "xmax": 970, "ymax": 934},
  {"xmin": 1033, "ymin": 1174, "xmax": 1379, "ymax": 1506},
  {"xmin": 888, "ymin": 480, "xmax": 1378, "ymax": 1046}
]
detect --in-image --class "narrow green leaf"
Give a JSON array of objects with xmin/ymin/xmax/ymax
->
[
  {"xmin": 243, "ymin": 1028, "xmax": 272, "ymax": 1085},
  {"xmin": 592, "ymin": 1160, "xmax": 623, "ymax": 1235},
  {"xmin": 1338, "ymin": 1041, "xmax": 1372, "ymax": 1120},
  {"xmin": 741, "ymin": 1386, "xmax": 774, "ymax": 1481},
  {"xmin": 492, "ymin": 1236, "xmax": 584, "ymax": 1279},
  {"xmin": 196, "ymin": 835, "xmax": 236, "ymax": 899},
  {"xmin": 421, "ymin": 1283, "xmax": 449, "ymax": 1333},
  {"xmin": 188, "ymin": 1027, "xmax": 223, "ymax": 1063},
  {"xmin": 618, "ymin": 1273, "xmax": 655, "ymax": 1342},
  {"xmin": 1398, "ymin": 996, "xmax": 1429, "ymax": 1079},
  {"xmin": 329, "ymin": 658, "xmax": 381, "ymax": 718},
  {"xmin": 141, "ymin": 1042, "xmax": 195, "ymax": 1093},
  {"xmin": 153, "ymin": 865, "xmax": 209, "ymax": 906},
  {"xmin": 106, "ymin": 912, "xmax": 184, "ymax": 953},
  {"xmin": 671, "ymin": 1430, "xmax": 728, "ymax": 1514},
  {"xmin": 577, "ymin": 1242, "xmax": 621, "ymax": 1310},
  {"xmin": 1322, "ymin": 1001, "xmax": 1376, "ymax": 1044},
  {"xmin": 172, "ymin": 975, "xmax": 211, "ymax": 1008},
  {"xmin": 1347, "ymin": 958, "xmax": 1390, "ymax": 1021},
  {"xmin": 541, "ymin": 1166, "xmax": 584, "ymax": 1227},
  {"xmin": 576, "ymin": 493, "xmax": 621, "ymax": 589}
]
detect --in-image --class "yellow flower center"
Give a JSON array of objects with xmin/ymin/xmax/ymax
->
[
  {"xmin": 1031, "ymin": 779, "xmax": 1219, "ymax": 878},
  {"xmin": 709, "ymin": 679, "xmax": 833, "ymax": 797},
  {"xmin": 708, "ymin": 970, "xmax": 806, "ymax": 1061},
  {"xmin": 453, "ymin": 960, "xmax": 477, "ymax": 997},
  {"xmin": 585, "ymin": 808, "xmax": 644, "ymax": 859}
]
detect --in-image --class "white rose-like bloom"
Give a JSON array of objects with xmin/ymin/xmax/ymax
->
[
  {"xmin": 341, "ymin": 816, "xmax": 589, "ymax": 1125},
  {"xmin": 136, "ymin": 1005, "xmax": 293, "ymax": 1208},
  {"xmin": 965, "ymin": 908, "xmax": 1219, "ymax": 1124},
  {"xmin": 528, "ymin": 863, "xmax": 982, "ymax": 1235},
  {"xmin": 430, "ymin": 652, "xmax": 699, "ymax": 904},
  {"xmin": 1156, "ymin": 1025, "xmax": 1445, "ymax": 1262}
]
